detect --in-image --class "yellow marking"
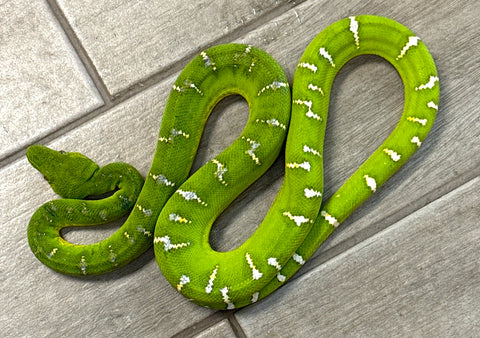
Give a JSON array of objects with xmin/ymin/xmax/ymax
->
[
  {"xmin": 407, "ymin": 116, "xmax": 427, "ymax": 126},
  {"xmin": 319, "ymin": 47, "xmax": 335, "ymax": 67},
  {"xmin": 177, "ymin": 275, "xmax": 190, "ymax": 291},
  {"xmin": 286, "ymin": 161, "xmax": 311, "ymax": 171},
  {"xmin": 205, "ymin": 265, "xmax": 219, "ymax": 294},
  {"xmin": 397, "ymin": 36, "xmax": 420, "ymax": 60},
  {"xmin": 415, "ymin": 76, "xmax": 439, "ymax": 91},
  {"xmin": 283, "ymin": 211, "xmax": 313, "ymax": 226},
  {"xmin": 383, "ymin": 148, "xmax": 402, "ymax": 162},
  {"xmin": 349, "ymin": 16, "xmax": 360, "ymax": 48},
  {"xmin": 321, "ymin": 210, "xmax": 339, "ymax": 227},
  {"xmin": 245, "ymin": 253, "xmax": 263, "ymax": 280}
]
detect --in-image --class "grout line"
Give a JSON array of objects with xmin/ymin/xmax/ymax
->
[
  {"xmin": 0, "ymin": 1, "xmax": 302, "ymax": 169},
  {"xmin": 45, "ymin": 0, "xmax": 112, "ymax": 103},
  {"xmin": 170, "ymin": 311, "xmax": 228, "ymax": 338},
  {"xmin": 228, "ymin": 312, "xmax": 248, "ymax": 338},
  {"xmin": 287, "ymin": 168, "xmax": 480, "ymax": 283}
]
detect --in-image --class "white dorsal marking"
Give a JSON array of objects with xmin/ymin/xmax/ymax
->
[
  {"xmin": 363, "ymin": 175, "xmax": 377, "ymax": 192},
  {"xmin": 255, "ymin": 118, "xmax": 287, "ymax": 130},
  {"xmin": 427, "ymin": 101, "xmax": 438, "ymax": 111},
  {"xmin": 267, "ymin": 257, "xmax": 286, "ymax": 282},
  {"xmin": 383, "ymin": 148, "xmax": 401, "ymax": 162},
  {"xmin": 292, "ymin": 253, "xmax": 305, "ymax": 265},
  {"xmin": 321, "ymin": 210, "xmax": 339, "ymax": 227},
  {"xmin": 154, "ymin": 235, "xmax": 190, "ymax": 252},
  {"xmin": 411, "ymin": 136, "xmax": 422, "ymax": 147},
  {"xmin": 169, "ymin": 213, "xmax": 191, "ymax": 224},
  {"xmin": 319, "ymin": 47, "xmax": 335, "ymax": 67},
  {"xmin": 297, "ymin": 62, "xmax": 318, "ymax": 73},
  {"xmin": 304, "ymin": 188, "xmax": 322, "ymax": 198},
  {"xmin": 407, "ymin": 116, "xmax": 428, "ymax": 126},
  {"xmin": 415, "ymin": 76, "xmax": 439, "ymax": 91},
  {"xmin": 349, "ymin": 16, "xmax": 360, "ymax": 48},
  {"xmin": 283, "ymin": 211, "xmax": 313, "ymax": 226},
  {"xmin": 257, "ymin": 81, "xmax": 288, "ymax": 96},
  {"xmin": 205, "ymin": 265, "xmax": 218, "ymax": 294},
  {"xmin": 286, "ymin": 161, "xmax": 311, "ymax": 172},
  {"xmin": 176, "ymin": 189, "xmax": 208, "ymax": 206},
  {"xmin": 149, "ymin": 173, "xmax": 175, "ymax": 187},
  {"xmin": 397, "ymin": 36, "xmax": 420, "ymax": 60},
  {"xmin": 211, "ymin": 159, "xmax": 228, "ymax": 186},
  {"xmin": 303, "ymin": 144, "xmax": 322, "ymax": 157},
  {"xmin": 245, "ymin": 253, "xmax": 263, "ymax": 280},
  {"xmin": 242, "ymin": 137, "xmax": 261, "ymax": 165},
  {"xmin": 200, "ymin": 51, "xmax": 216, "ymax": 70},
  {"xmin": 307, "ymin": 83, "xmax": 324, "ymax": 95},
  {"xmin": 220, "ymin": 287, "xmax": 235, "ymax": 309},
  {"xmin": 177, "ymin": 275, "xmax": 190, "ymax": 291}
]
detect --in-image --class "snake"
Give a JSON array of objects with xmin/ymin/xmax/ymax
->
[{"xmin": 26, "ymin": 15, "xmax": 439, "ymax": 309}]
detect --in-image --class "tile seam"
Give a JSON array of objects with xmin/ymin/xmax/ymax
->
[{"xmin": 45, "ymin": 0, "xmax": 112, "ymax": 103}]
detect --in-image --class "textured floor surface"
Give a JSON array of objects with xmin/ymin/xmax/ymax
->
[{"xmin": 1, "ymin": 0, "xmax": 479, "ymax": 337}]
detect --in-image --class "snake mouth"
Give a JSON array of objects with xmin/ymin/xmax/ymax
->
[{"xmin": 26, "ymin": 145, "xmax": 48, "ymax": 171}]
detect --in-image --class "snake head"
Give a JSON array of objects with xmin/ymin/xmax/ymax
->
[{"xmin": 26, "ymin": 145, "xmax": 99, "ymax": 199}]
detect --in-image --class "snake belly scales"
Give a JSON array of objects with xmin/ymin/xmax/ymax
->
[{"xmin": 26, "ymin": 15, "xmax": 439, "ymax": 309}]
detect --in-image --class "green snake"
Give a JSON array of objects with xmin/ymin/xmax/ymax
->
[{"xmin": 27, "ymin": 16, "xmax": 439, "ymax": 309}]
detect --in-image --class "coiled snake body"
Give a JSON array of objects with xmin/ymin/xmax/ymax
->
[{"xmin": 27, "ymin": 16, "xmax": 439, "ymax": 309}]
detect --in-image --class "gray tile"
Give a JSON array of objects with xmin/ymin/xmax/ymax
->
[
  {"xmin": 213, "ymin": 0, "xmax": 480, "ymax": 261},
  {"xmin": 3, "ymin": 0, "xmax": 480, "ymax": 336},
  {"xmin": 0, "ymin": 79, "xmax": 216, "ymax": 337},
  {"xmin": 56, "ymin": 0, "xmax": 287, "ymax": 94},
  {"xmin": 194, "ymin": 320, "xmax": 236, "ymax": 338},
  {"xmin": 236, "ymin": 177, "xmax": 480, "ymax": 336},
  {"xmin": 0, "ymin": 0, "xmax": 103, "ymax": 159}
]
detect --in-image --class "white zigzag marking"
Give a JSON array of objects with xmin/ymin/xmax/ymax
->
[
  {"xmin": 177, "ymin": 275, "xmax": 190, "ymax": 291},
  {"xmin": 257, "ymin": 81, "xmax": 288, "ymax": 96},
  {"xmin": 293, "ymin": 99, "xmax": 322, "ymax": 120},
  {"xmin": 169, "ymin": 213, "xmax": 191, "ymax": 224},
  {"xmin": 304, "ymin": 188, "xmax": 322, "ymax": 198},
  {"xmin": 407, "ymin": 116, "xmax": 428, "ymax": 126},
  {"xmin": 200, "ymin": 51, "xmax": 216, "ymax": 70},
  {"xmin": 397, "ymin": 36, "xmax": 420, "ymax": 60},
  {"xmin": 211, "ymin": 159, "xmax": 228, "ymax": 186},
  {"xmin": 154, "ymin": 235, "xmax": 190, "ymax": 252},
  {"xmin": 349, "ymin": 16, "xmax": 360, "ymax": 48},
  {"xmin": 267, "ymin": 257, "xmax": 286, "ymax": 282},
  {"xmin": 245, "ymin": 253, "xmax": 263, "ymax": 280},
  {"xmin": 319, "ymin": 47, "xmax": 335, "ymax": 67},
  {"xmin": 321, "ymin": 210, "xmax": 340, "ymax": 227},
  {"xmin": 303, "ymin": 144, "xmax": 321, "ymax": 157},
  {"xmin": 298, "ymin": 62, "xmax": 318, "ymax": 73},
  {"xmin": 242, "ymin": 137, "xmax": 261, "ymax": 165},
  {"xmin": 415, "ymin": 76, "xmax": 439, "ymax": 91},
  {"xmin": 383, "ymin": 148, "xmax": 402, "ymax": 162},
  {"xmin": 255, "ymin": 118, "xmax": 287, "ymax": 130},
  {"xmin": 286, "ymin": 161, "xmax": 311, "ymax": 172},
  {"xmin": 220, "ymin": 287, "xmax": 235, "ymax": 309},
  {"xmin": 283, "ymin": 211, "xmax": 313, "ymax": 226},
  {"xmin": 205, "ymin": 266, "xmax": 218, "ymax": 294},
  {"xmin": 307, "ymin": 83, "xmax": 324, "ymax": 95},
  {"xmin": 149, "ymin": 173, "xmax": 175, "ymax": 187},
  {"xmin": 176, "ymin": 189, "xmax": 208, "ymax": 206}
]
